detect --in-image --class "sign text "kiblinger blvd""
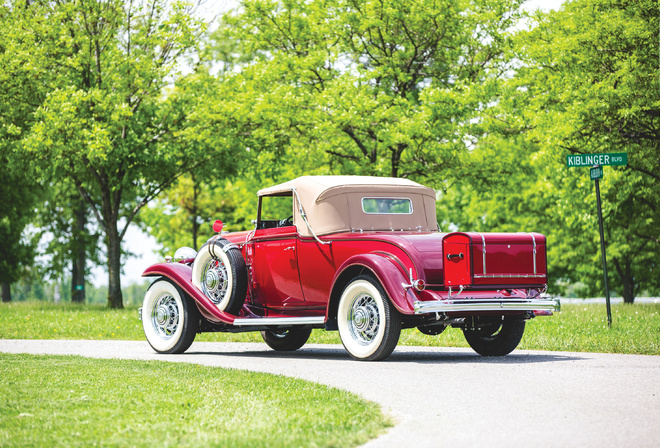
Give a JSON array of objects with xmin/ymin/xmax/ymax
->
[{"xmin": 566, "ymin": 152, "xmax": 627, "ymax": 167}]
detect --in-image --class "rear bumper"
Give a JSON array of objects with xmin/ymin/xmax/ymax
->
[{"xmin": 413, "ymin": 295, "xmax": 560, "ymax": 314}]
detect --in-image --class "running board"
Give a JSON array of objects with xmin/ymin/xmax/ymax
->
[{"xmin": 232, "ymin": 316, "xmax": 325, "ymax": 327}]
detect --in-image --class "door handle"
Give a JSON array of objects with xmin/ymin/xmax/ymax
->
[
  {"xmin": 284, "ymin": 246, "xmax": 295, "ymax": 251},
  {"xmin": 446, "ymin": 252, "xmax": 464, "ymax": 260}
]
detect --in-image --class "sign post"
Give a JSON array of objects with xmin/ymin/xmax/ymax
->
[
  {"xmin": 566, "ymin": 152, "xmax": 628, "ymax": 327},
  {"xmin": 593, "ymin": 170, "xmax": 612, "ymax": 327}
]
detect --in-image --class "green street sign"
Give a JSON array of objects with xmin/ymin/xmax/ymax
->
[
  {"xmin": 566, "ymin": 152, "xmax": 627, "ymax": 167},
  {"xmin": 590, "ymin": 166, "xmax": 603, "ymax": 180}
]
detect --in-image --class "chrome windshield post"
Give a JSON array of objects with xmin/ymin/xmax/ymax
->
[{"xmin": 291, "ymin": 187, "xmax": 331, "ymax": 246}]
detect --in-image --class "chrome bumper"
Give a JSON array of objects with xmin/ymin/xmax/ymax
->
[{"xmin": 413, "ymin": 297, "xmax": 560, "ymax": 314}]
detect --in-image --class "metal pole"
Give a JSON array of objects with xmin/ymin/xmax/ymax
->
[{"xmin": 594, "ymin": 173, "xmax": 613, "ymax": 327}]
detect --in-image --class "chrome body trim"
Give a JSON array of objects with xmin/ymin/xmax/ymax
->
[
  {"xmin": 473, "ymin": 274, "xmax": 546, "ymax": 279},
  {"xmin": 232, "ymin": 316, "xmax": 325, "ymax": 327},
  {"xmin": 527, "ymin": 233, "xmax": 537, "ymax": 274},
  {"xmin": 478, "ymin": 232, "xmax": 486, "ymax": 275},
  {"xmin": 413, "ymin": 297, "xmax": 560, "ymax": 314}
]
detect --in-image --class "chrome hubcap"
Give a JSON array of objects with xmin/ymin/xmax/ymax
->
[
  {"xmin": 151, "ymin": 293, "xmax": 179, "ymax": 339},
  {"xmin": 348, "ymin": 294, "xmax": 380, "ymax": 345},
  {"xmin": 201, "ymin": 258, "xmax": 228, "ymax": 304}
]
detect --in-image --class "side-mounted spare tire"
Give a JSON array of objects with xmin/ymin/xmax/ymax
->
[{"xmin": 191, "ymin": 236, "xmax": 248, "ymax": 315}]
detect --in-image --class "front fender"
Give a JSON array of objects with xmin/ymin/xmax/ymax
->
[
  {"xmin": 327, "ymin": 253, "xmax": 417, "ymax": 319},
  {"xmin": 142, "ymin": 263, "xmax": 237, "ymax": 325}
]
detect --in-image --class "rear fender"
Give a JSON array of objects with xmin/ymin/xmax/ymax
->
[
  {"xmin": 142, "ymin": 263, "xmax": 237, "ymax": 325},
  {"xmin": 327, "ymin": 253, "xmax": 417, "ymax": 324}
]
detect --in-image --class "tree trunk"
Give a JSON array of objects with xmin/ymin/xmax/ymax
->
[
  {"xmin": 613, "ymin": 257, "xmax": 635, "ymax": 304},
  {"xmin": 71, "ymin": 198, "xmax": 86, "ymax": 303},
  {"xmin": 1, "ymin": 283, "xmax": 10, "ymax": 302},
  {"xmin": 106, "ymin": 223, "xmax": 123, "ymax": 309}
]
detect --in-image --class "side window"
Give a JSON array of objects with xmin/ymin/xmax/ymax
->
[
  {"xmin": 361, "ymin": 197, "xmax": 413, "ymax": 214},
  {"xmin": 259, "ymin": 194, "xmax": 294, "ymax": 229}
]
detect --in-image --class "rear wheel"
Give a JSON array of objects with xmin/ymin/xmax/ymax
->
[
  {"xmin": 463, "ymin": 317, "xmax": 525, "ymax": 356},
  {"xmin": 142, "ymin": 278, "xmax": 199, "ymax": 354},
  {"xmin": 337, "ymin": 275, "xmax": 401, "ymax": 361},
  {"xmin": 260, "ymin": 328, "xmax": 312, "ymax": 351}
]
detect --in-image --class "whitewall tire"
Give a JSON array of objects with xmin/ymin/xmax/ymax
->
[
  {"xmin": 337, "ymin": 275, "xmax": 401, "ymax": 361},
  {"xmin": 142, "ymin": 278, "xmax": 198, "ymax": 354}
]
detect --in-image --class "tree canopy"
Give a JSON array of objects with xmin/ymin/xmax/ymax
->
[
  {"xmin": 444, "ymin": 0, "xmax": 659, "ymax": 301},
  {"xmin": 2, "ymin": 0, "xmax": 234, "ymax": 307},
  {"xmin": 1, "ymin": 0, "xmax": 657, "ymax": 304}
]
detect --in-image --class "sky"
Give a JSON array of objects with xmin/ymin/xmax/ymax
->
[{"xmin": 95, "ymin": 0, "xmax": 567, "ymax": 287}]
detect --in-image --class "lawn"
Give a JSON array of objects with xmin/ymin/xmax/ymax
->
[
  {"xmin": 0, "ymin": 353, "xmax": 389, "ymax": 448},
  {"xmin": 1, "ymin": 301, "xmax": 658, "ymax": 447},
  {"xmin": 1, "ymin": 301, "xmax": 659, "ymax": 355}
]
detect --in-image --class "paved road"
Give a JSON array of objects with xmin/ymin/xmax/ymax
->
[{"xmin": 2, "ymin": 339, "xmax": 659, "ymax": 447}]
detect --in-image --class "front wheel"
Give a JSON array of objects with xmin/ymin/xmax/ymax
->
[
  {"xmin": 142, "ymin": 278, "xmax": 199, "ymax": 354},
  {"xmin": 337, "ymin": 275, "xmax": 401, "ymax": 361},
  {"xmin": 463, "ymin": 317, "xmax": 525, "ymax": 356},
  {"xmin": 260, "ymin": 328, "xmax": 312, "ymax": 351}
]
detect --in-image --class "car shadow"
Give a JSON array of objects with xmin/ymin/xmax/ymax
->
[{"xmin": 185, "ymin": 344, "xmax": 584, "ymax": 365}]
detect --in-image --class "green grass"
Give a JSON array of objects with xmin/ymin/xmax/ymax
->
[
  {"xmin": 0, "ymin": 302, "xmax": 145, "ymax": 340},
  {"xmin": 1, "ymin": 301, "xmax": 659, "ymax": 355},
  {"xmin": 0, "ymin": 353, "xmax": 390, "ymax": 448}
]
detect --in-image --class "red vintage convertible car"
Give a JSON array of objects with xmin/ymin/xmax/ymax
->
[{"xmin": 140, "ymin": 176, "xmax": 559, "ymax": 361}]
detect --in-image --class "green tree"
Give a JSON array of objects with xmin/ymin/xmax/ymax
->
[
  {"xmin": 6, "ymin": 0, "xmax": 219, "ymax": 308},
  {"xmin": 0, "ymin": 3, "xmax": 48, "ymax": 302},
  {"xmin": 0, "ymin": 156, "xmax": 42, "ymax": 302},
  {"xmin": 137, "ymin": 150, "xmax": 324, "ymax": 257},
  {"xmin": 138, "ymin": 174, "xmax": 247, "ymax": 256},
  {"xmin": 517, "ymin": 0, "xmax": 659, "ymax": 302},
  {"xmin": 36, "ymin": 181, "xmax": 103, "ymax": 303},
  {"xmin": 448, "ymin": 0, "xmax": 659, "ymax": 302},
  {"xmin": 214, "ymin": 0, "xmax": 525, "ymax": 182}
]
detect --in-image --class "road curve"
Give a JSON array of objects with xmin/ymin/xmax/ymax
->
[{"xmin": 1, "ymin": 339, "xmax": 658, "ymax": 448}]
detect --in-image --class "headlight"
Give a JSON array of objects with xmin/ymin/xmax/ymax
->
[{"xmin": 173, "ymin": 246, "xmax": 197, "ymax": 261}]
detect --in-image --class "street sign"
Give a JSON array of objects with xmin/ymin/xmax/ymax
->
[
  {"xmin": 590, "ymin": 166, "xmax": 603, "ymax": 180},
  {"xmin": 566, "ymin": 151, "xmax": 628, "ymax": 327},
  {"xmin": 566, "ymin": 152, "xmax": 627, "ymax": 167}
]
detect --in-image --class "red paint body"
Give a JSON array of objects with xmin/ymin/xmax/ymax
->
[{"xmin": 144, "ymin": 228, "xmax": 548, "ymax": 327}]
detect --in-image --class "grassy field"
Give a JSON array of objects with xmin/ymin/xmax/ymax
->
[
  {"xmin": 0, "ymin": 353, "xmax": 389, "ymax": 447},
  {"xmin": 1, "ymin": 301, "xmax": 659, "ymax": 355},
  {"xmin": 1, "ymin": 302, "xmax": 658, "ymax": 447}
]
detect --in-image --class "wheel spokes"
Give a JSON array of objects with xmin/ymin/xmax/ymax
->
[
  {"xmin": 349, "ymin": 294, "xmax": 380, "ymax": 344},
  {"xmin": 151, "ymin": 293, "xmax": 179, "ymax": 339},
  {"xmin": 201, "ymin": 258, "xmax": 229, "ymax": 304}
]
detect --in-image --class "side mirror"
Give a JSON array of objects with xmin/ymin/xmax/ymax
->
[{"xmin": 213, "ymin": 220, "xmax": 224, "ymax": 233}]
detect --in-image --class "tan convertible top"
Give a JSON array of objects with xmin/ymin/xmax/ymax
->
[{"xmin": 258, "ymin": 176, "xmax": 438, "ymax": 237}]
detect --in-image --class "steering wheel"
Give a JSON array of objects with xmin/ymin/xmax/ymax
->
[{"xmin": 279, "ymin": 215, "xmax": 294, "ymax": 227}]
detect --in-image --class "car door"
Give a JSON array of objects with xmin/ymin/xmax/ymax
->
[
  {"xmin": 249, "ymin": 194, "xmax": 305, "ymax": 313},
  {"xmin": 250, "ymin": 226, "xmax": 305, "ymax": 312}
]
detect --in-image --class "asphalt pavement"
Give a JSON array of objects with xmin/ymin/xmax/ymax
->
[{"xmin": 1, "ymin": 339, "xmax": 658, "ymax": 448}]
